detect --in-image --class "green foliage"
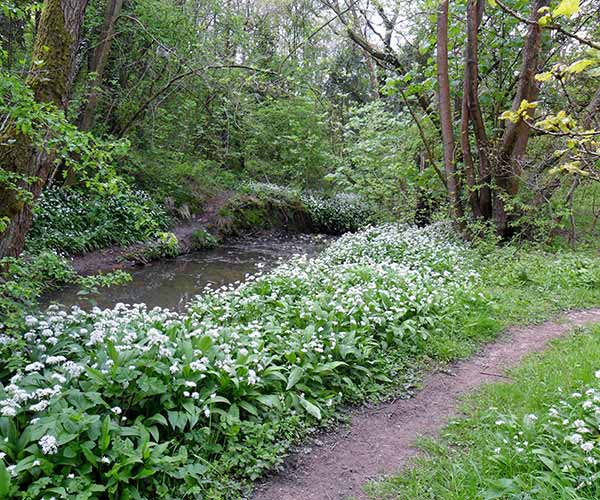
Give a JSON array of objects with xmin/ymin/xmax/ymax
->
[
  {"xmin": 27, "ymin": 186, "xmax": 170, "ymax": 255},
  {"xmin": 119, "ymin": 152, "xmax": 237, "ymax": 216},
  {"xmin": 0, "ymin": 251, "xmax": 75, "ymax": 333},
  {"xmin": 0, "ymin": 71, "xmax": 127, "ymax": 192},
  {"xmin": 328, "ymin": 101, "xmax": 440, "ymax": 217},
  {"xmin": 0, "ymin": 251, "xmax": 133, "ymax": 341},
  {"xmin": 242, "ymin": 97, "xmax": 336, "ymax": 189},
  {"xmin": 0, "ymin": 224, "xmax": 485, "ymax": 498},
  {"xmin": 120, "ymin": 231, "xmax": 181, "ymax": 265},
  {"xmin": 190, "ymin": 229, "xmax": 219, "ymax": 251},
  {"xmin": 367, "ymin": 326, "xmax": 600, "ymax": 500}
]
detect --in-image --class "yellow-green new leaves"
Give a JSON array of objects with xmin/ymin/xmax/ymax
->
[
  {"xmin": 535, "ymin": 59, "xmax": 597, "ymax": 83},
  {"xmin": 535, "ymin": 71, "xmax": 554, "ymax": 82},
  {"xmin": 500, "ymin": 100, "xmax": 538, "ymax": 123},
  {"xmin": 537, "ymin": 110, "xmax": 576, "ymax": 132},
  {"xmin": 566, "ymin": 59, "xmax": 594, "ymax": 73},
  {"xmin": 553, "ymin": 0, "xmax": 580, "ymax": 18},
  {"xmin": 538, "ymin": 0, "xmax": 580, "ymax": 25},
  {"xmin": 549, "ymin": 161, "xmax": 589, "ymax": 176}
]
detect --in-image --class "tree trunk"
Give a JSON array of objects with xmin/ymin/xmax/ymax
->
[
  {"xmin": 0, "ymin": 0, "xmax": 88, "ymax": 259},
  {"xmin": 77, "ymin": 0, "xmax": 123, "ymax": 131},
  {"xmin": 494, "ymin": 0, "xmax": 549, "ymax": 236},
  {"xmin": 465, "ymin": 0, "xmax": 492, "ymax": 218},
  {"xmin": 460, "ymin": 78, "xmax": 482, "ymax": 218},
  {"xmin": 415, "ymin": 152, "xmax": 434, "ymax": 227},
  {"xmin": 437, "ymin": 0, "xmax": 463, "ymax": 221}
]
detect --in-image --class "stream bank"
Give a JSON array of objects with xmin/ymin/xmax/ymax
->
[{"xmin": 45, "ymin": 233, "xmax": 331, "ymax": 311}]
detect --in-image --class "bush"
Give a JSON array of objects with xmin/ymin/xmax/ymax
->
[
  {"xmin": 0, "ymin": 224, "xmax": 482, "ymax": 498},
  {"xmin": 27, "ymin": 186, "xmax": 170, "ymax": 255},
  {"xmin": 189, "ymin": 229, "xmax": 219, "ymax": 251}
]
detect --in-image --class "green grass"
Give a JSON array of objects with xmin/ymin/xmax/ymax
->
[
  {"xmin": 367, "ymin": 327, "xmax": 600, "ymax": 499},
  {"xmin": 416, "ymin": 244, "xmax": 600, "ymax": 369}
]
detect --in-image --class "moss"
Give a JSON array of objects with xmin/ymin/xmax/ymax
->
[
  {"xmin": 28, "ymin": 0, "xmax": 73, "ymax": 105},
  {"xmin": 215, "ymin": 193, "xmax": 314, "ymax": 238}
]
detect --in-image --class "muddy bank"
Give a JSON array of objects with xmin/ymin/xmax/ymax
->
[{"xmin": 69, "ymin": 190, "xmax": 334, "ymax": 276}]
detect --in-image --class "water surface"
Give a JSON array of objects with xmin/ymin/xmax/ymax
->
[{"xmin": 44, "ymin": 234, "xmax": 329, "ymax": 311}]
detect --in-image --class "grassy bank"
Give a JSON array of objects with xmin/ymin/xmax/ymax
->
[{"xmin": 368, "ymin": 324, "xmax": 600, "ymax": 499}]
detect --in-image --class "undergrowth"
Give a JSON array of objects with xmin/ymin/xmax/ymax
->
[
  {"xmin": 27, "ymin": 186, "xmax": 170, "ymax": 255},
  {"xmin": 1, "ymin": 223, "xmax": 599, "ymax": 499}
]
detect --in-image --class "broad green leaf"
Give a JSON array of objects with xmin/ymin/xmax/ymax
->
[
  {"xmin": 0, "ymin": 461, "xmax": 10, "ymax": 497},
  {"xmin": 286, "ymin": 366, "xmax": 304, "ymax": 390},
  {"xmin": 299, "ymin": 398, "xmax": 321, "ymax": 419}
]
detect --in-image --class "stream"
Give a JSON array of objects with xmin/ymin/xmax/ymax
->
[{"xmin": 44, "ymin": 233, "xmax": 330, "ymax": 311}]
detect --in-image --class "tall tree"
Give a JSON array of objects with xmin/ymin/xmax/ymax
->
[
  {"xmin": 78, "ymin": 0, "xmax": 124, "ymax": 131},
  {"xmin": 0, "ymin": 0, "xmax": 88, "ymax": 258},
  {"xmin": 436, "ymin": 0, "xmax": 462, "ymax": 220}
]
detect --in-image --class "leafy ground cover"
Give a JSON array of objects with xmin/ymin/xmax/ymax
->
[
  {"xmin": 0, "ymin": 224, "xmax": 482, "ymax": 499},
  {"xmin": 27, "ymin": 186, "xmax": 170, "ymax": 255},
  {"xmin": 1, "ymin": 224, "xmax": 599, "ymax": 499},
  {"xmin": 367, "ymin": 325, "xmax": 600, "ymax": 499}
]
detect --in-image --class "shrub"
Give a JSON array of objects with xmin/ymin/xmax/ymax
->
[
  {"xmin": 27, "ymin": 186, "xmax": 170, "ymax": 255},
  {"xmin": 189, "ymin": 229, "xmax": 219, "ymax": 251},
  {"xmin": 120, "ymin": 232, "xmax": 181, "ymax": 265},
  {"xmin": 0, "ymin": 224, "xmax": 483, "ymax": 498}
]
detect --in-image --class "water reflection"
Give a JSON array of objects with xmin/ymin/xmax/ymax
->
[{"xmin": 44, "ymin": 234, "xmax": 329, "ymax": 311}]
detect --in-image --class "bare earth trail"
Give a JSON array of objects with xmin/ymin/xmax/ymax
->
[{"xmin": 252, "ymin": 309, "xmax": 600, "ymax": 500}]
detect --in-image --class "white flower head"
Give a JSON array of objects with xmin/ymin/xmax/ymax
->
[{"xmin": 39, "ymin": 434, "xmax": 58, "ymax": 455}]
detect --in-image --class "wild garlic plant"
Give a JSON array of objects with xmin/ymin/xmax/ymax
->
[{"xmin": 0, "ymin": 223, "xmax": 483, "ymax": 498}]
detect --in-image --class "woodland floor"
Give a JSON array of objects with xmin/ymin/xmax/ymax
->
[{"xmin": 252, "ymin": 308, "xmax": 600, "ymax": 500}]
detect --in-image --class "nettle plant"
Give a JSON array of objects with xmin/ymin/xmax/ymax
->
[{"xmin": 0, "ymin": 224, "xmax": 483, "ymax": 498}]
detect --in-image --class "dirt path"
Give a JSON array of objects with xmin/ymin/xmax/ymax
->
[{"xmin": 252, "ymin": 309, "xmax": 600, "ymax": 500}]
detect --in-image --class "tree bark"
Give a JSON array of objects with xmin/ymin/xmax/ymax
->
[
  {"xmin": 0, "ymin": 0, "xmax": 88, "ymax": 259},
  {"xmin": 465, "ymin": 0, "xmax": 492, "ymax": 218},
  {"xmin": 437, "ymin": 0, "xmax": 463, "ymax": 220},
  {"xmin": 494, "ymin": 0, "xmax": 549, "ymax": 235},
  {"xmin": 77, "ymin": 0, "xmax": 123, "ymax": 131}
]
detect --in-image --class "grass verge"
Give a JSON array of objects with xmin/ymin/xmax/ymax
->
[{"xmin": 367, "ymin": 325, "xmax": 600, "ymax": 500}]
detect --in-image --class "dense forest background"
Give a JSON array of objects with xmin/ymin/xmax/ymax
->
[{"xmin": 1, "ymin": 0, "xmax": 599, "ymax": 257}]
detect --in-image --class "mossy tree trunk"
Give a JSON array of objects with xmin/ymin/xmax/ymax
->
[{"xmin": 0, "ymin": 0, "xmax": 88, "ymax": 259}]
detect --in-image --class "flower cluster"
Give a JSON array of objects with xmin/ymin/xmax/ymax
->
[
  {"xmin": 489, "ymin": 370, "xmax": 600, "ymax": 493},
  {"xmin": 0, "ymin": 223, "xmax": 483, "ymax": 498},
  {"xmin": 27, "ymin": 186, "xmax": 170, "ymax": 255}
]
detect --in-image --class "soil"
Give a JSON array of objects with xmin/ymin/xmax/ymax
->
[
  {"xmin": 252, "ymin": 308, "xmax": 600, "ymax": 500},
  {"xmin": 70, "ymin": 191, "xmax": 233, "ymax": 275}
]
